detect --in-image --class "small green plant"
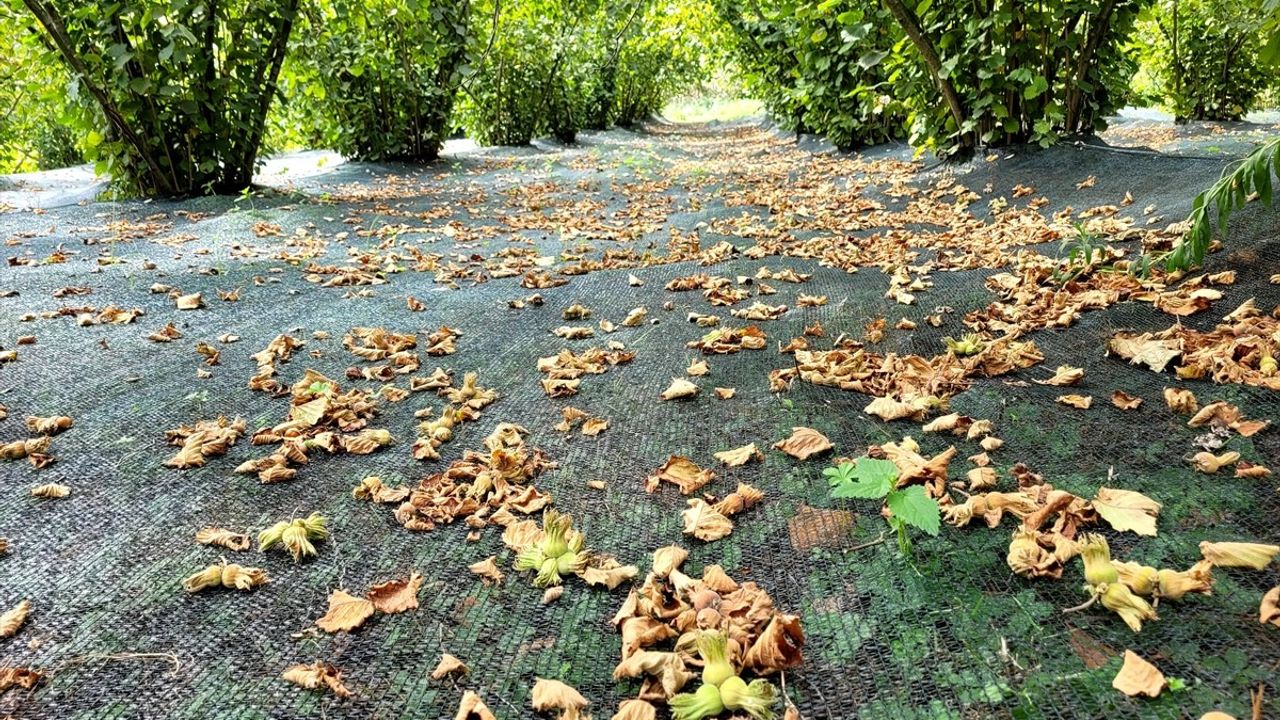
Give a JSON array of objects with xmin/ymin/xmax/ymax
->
[
  {"xmin": 1052, "ymin": 222, "xmax": 1101, "ymax": 283},
  {"xmin": 824, "ymin": 457, "xmax": 940, "ymax": 555}
]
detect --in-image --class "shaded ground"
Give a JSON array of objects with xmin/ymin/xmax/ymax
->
[
  {"xmin": 0, "ymin": 122, "xmax": 1278, "ymax": 720},
  {"xmin": 1099, "ymin": 112, "xmax": 1279, "ymax": 157}
]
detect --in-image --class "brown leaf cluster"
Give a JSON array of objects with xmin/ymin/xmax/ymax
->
[
  {"xmin": 1110, "ymin": 309, "xmax": 1280, "ymax": 390},
  {"xmin": 165, "ymin": 416, "xmax": 246, "ymax": 469},
  {"xmin": 238, "ymin": 370, "xmax": 389, "ymax": 482},
  {"xmin": 538, "ymin": 347, "xmax": 635, "ymax": 397},
  {"xmin": 395, "ymin": 423, "xmax": 555, "ymax": 531}
]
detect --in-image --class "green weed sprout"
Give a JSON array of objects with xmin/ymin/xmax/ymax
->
[{"xmin": 825, "ymin": 457, "xmax": 940, "ymax": 554}]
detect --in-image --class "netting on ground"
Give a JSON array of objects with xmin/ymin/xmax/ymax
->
[{"xmin": 0, "ymin": 123, "xmax": 1277, "ymax": 720}]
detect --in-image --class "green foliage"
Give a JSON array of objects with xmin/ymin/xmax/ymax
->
[
  {"xmin": 457, "ymin": 0, "xmax": 714, "ymax": 146},
  {"xmin": 718, "ymin": 0, "xmax": 1141, "ymax": 155},
  {"xmin": 282, "ymin": 0, "xmax": 471, "ymax": 161},
  {"xmin": 1163, "ymin": 136, "xmax": 1280, "ymax": 270},
  {"xmin": 715, "ymin": 0, "xmax": 906, "ymax": 149},
  {"xmin": 900, "ymin": 0, "xmax": 1142, "ymax": 152},
  {"xmin": 1130, "ymin": 0, "xmax": 1274, "ymax": 121},
  {"xmin": 0, "ymin": 9, "xmax": 82, "ymax": 173},
  {"xmin": 1263, "ymin": 0, "xmax": 1280, "ymax": 64},
  {"xmin": 825, "ymin": 458, "xmax": 940, "ymax": 554},
  {"xmin": 827, "ymin": 457, "xmax": 896, "ymax": 498},
  {"xmin": 10, "ymin": 0, "xmax": 301, "ymax": 196},
  {"xmin": 456, "ymin": 0, "xmax": 602, "ymax": 146},
  {"xmin": 1053, "ymin": 223, "xmax": 1104, "ymax": 283},
  {"xmin": 609, "ymin": 1, "xmax": 722, "ymax": 126}
]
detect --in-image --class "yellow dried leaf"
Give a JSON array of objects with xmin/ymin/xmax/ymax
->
[
  {"xmin": 0, "ymin": 600, "xmax": 31, "ymax": 638},
  {"xmin": 367, "ymin": 571, "xmax": 423, "ymax": 614},
  {"xmin": 0, "ymin": 667, "xmax": 42, "ymax": 694},
  {"xmin": 315, "ymin": 589, "xmax": 375, "ymax": 633},
  {"xmin": 582, "ymin": 417, "xmax": 609, "ymax": 436},
  {"xmin": 1107, "ymin": 334, "xmax": 1180, "ymax": 372},
  {"xmin": 713, "ymin": 443, "xmax": 761, "ymax": 467},
  {"xmin": 580, "ymin": 560, "xmax": 640, "ymax": 589},
  {"xmin": 455, "ymin": 690, "xmax": 497, "ymax": 720},
  {"xmin": 1091, "ymin": 488, "xmax": 1161, "ymax": 537},
  {"xmin": 743, "ymin": 614, "xmax": 805, "ymax": 674},
  {"xmin": 646, "ymin": 456, "xmax": 714, "ymax": 494},
  {"xmin": 922, "ymin": 413, "xmax": 969, "ymax": 435},
  {"xmin": 1234, "ymin": 462, "xmax": 1272, "ymax": 479},
  {"xmin": 652, "ymin": 546, "xmax": 688, "ymax": 577},
  {"xmin": 1112, "ymin": 650, "xmax": 1165, "ymax": 698},
  {"xmin": 281, "ymin": 661, "xmax": 353, "ymax": 698},
  {"xmin": 773, "ymin": 426, "xmax": 832, "ymax": 460},
  {"xmin": 1056, "ymin": 394, "xmax": 1092, "ymax": 409},
  {"xmin": 1261, "ymin": 587, "xmax": 1280, "ymax": 628},
  {"xmin": 1035, "ymin": 366, "xmax": 1084, "ymax": 386},
  {"xmin": 681, "ymin": 499, "xmax": 734, "ymax": 541},
  {"xmin": 660, "ymin": 377, "xmax": 699, "ymax": 400},
  {"xmin": 622, "ymin": 307, "xmax": 648, "ymax": 326},
  {"xmin": 431, "ymin": 653, "xmax": 468, "ymax": 680},
  {"xmin": 1111, "ymin": 391, "xmax": 1142, "ymax": 410},
  {"xmin": 714, "ymin": 387, "xmax": 735, "ymax": 399},
  {"xmin": 469, "ymin": 556, "xmax": 505, "ymax": 585},
  {"xmin": 612, "ymin": 698, "xmax": 658, "ymax": 720},
  {"xmin": 864, "ymin": 395, "xmax": 930, "ymax": 421},
  {"xmin": 175, "ymin": 292, "xmax": 204, "ymax": 310},
  {"xmin": 531, "ymin": 678, "xmax": 590, "ymax": 715},
  {"xmin": 291, "ymin": 396, "xmax": 329, "ymax": 427},
  {"xmin": 1199, "ymin": 541, "xmax": 1279, "ymax": 570},
  {"xmin": 553, "ymin": 325, "xmax": 594, "ymax": 339}
]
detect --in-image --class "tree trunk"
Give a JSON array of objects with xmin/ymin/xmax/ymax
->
[
  {"xmin": 1063, "ymin": 0, "xmax": 1118, "ymax": 134},
  {"xmin": 880, "ymin": 0, "xmax": 971, "ymax": 149},
  {"xmin": 228, "ymin": 0, "xmax": 300, "ymax": 193}
]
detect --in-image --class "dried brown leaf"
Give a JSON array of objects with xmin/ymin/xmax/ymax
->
[
  {"xmin": 469, "ymin": 556, "xmax": 505, "ymax": 585},
  {"xmin": 0, "ymin": 600, "xmax": 31, "ymax": 638},
  {"xmin": 431, "ymin": 653, "xmax": 468, "ymax": 680},
  {"xmin": 367, "ymin": 571, "xmax": 423, "ymax": 614},
  {"xmin": 1112, "ymin": 650, "xmax": 1165, "ymax": 698},
  {"xmin": 660, "ymin": 378, "xmax": 699, "ymax": 400},
  {"xmin": 773, "ymin": 426, "xmax": 833, "ymax": 460},
  {"xmin": 315, "ymin": 589, "xmax": 375, "ymax": 633},
  {"xmin": 681, "ymin": 499, "xmax": 733, "ymax": 541},
  {"xmin": 455, "ymin": 690, "xmax": 497, "ymax": 720},
  {"xmin": 282, "ymin": 661, "xmax": 353, "ymax": 698},
  {"xmin": 713, "ymin": 443, "xmax": 761, "ymax": 467}
]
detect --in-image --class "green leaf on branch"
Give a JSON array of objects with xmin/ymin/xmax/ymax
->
[
  {"xmin": 825, "ymin": 458, "xmax": 896, "ymax": 499},
  {"xmin": 886, "ymin": 485, "xmax": 940, "ymax": 536}
]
